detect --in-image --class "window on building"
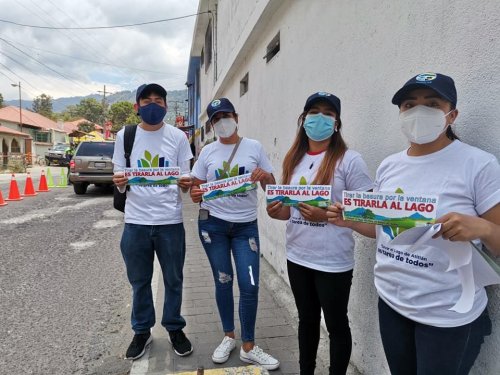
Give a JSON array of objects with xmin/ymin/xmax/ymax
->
[
  {"xmin": 204, "ymin": 20, "xmax": 212, "ymax": 71},
  {"xmin": 11, "ymin": 139, "xmax": 20, "ymax": 153},
  {"xmin": 240, "ymin": 73, "xmax": 249, "ymax": 96},
  {"xmin": 34, "ymin": 131, "xmax": 50, "ymax": 143},
  {"xmin": 200, "ymin": 48, "xmax": 204, "ymax": 68},
  {"xmin": 265, "ymin": 32, "xmax": 280, "ymax": 63}
]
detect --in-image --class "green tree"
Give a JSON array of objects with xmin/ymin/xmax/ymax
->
[
  {"xmin": 74, "ymin": 98, "xmax": 104, "ymax": 124},
  {"xmin": 77, "ymin": 121, "xmax": 96, "ymax": 133},
  {"xmin": 0, "ymin": 93, "xmax": 4, "ymax": 108},
  {"xmin": 32, "ymin": 93, "xmax": 54, "ymax": 119},
  {"xmin": 109, "ymin": 101, "xmax": 139, "ymax": 132}
]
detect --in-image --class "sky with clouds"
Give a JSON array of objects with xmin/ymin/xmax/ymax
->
[{"xmin": 0, "ymin": 0, "xmax": 199, "ymax": 101}]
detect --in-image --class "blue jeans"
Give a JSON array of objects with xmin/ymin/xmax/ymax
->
[
  {"xmin": 378, "ymin": 298, "xmax": 492, "ymax": 375},
  {"xmin": 198, "ymin": 215, "xmax": 260, "ymax": 342},
  {"xmin": 121, "ymin": 223, "xmax": 187, "ymax": 334}
]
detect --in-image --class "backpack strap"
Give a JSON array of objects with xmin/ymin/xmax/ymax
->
[
  {"xmin": 123, "ymin": 125, "xmax": 138, "ymax": 191},
  {"xmin": 123, "ymin": 124, "xmax": 138, "ymax": 167}
]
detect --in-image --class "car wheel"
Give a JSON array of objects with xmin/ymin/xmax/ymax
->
[
  {"xmin": 45, "ymin": 158, "xmax": 51, "ymax": 166},
  {"xmin": 73, "ymin": 182, "xmax": 88, "ymax": 195}
]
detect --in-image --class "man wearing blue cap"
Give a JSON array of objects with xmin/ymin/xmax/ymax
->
[{"xmin": 112, "ymin": 83, "xmax": 194, "ymax": 360}]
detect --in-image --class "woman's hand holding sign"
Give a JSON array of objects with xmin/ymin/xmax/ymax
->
[
  {"xmin": 326, "ymin": 202, "xmax": 349, "ymax": 227},
  {"xmin": 251, "ymin": 167, "xmax": 275, "ymax": 190},
  {"xmin": 434, "ymin": 207, "xmax": 500, "ymax": 255},
  {"xmin": 298, "ymin": 203, "xmax": 327, "ymax": 222},
  {"xmin": 327, "ymin": 201, "xmax": 377, "ymax": 238},
  {"xmin": 178, "ymin": 175, "xmax": 193, "ymax": 192}
]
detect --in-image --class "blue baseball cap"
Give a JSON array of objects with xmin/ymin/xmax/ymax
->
[
  {"xmin": 304, "ymin": 92, "xmax": 341, "ymax": 115},
  {"xmin": 136, "ymin": 83, "xmax": 167, "ymax": 103},
  {"xmin": 392, "ymin": 73, "xmax": 457, "ymax": 106},
  {"xmin": 207, "ymin": 98, "xmax": 236, "ymax": 122}
]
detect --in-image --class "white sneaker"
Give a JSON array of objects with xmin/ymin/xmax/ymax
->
[
  {"xmin": 212, "ymin": 336, "xmax": 236, "ymax": 363},
  {"xmin": 240, "ymin": 345, "xmax": 280, "ymax": 370}
]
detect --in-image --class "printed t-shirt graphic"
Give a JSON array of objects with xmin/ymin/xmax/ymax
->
[
  {"xmin": 112, "ymin": 124, "xmax": 193, "ymax": 225},
  {"xmin": 373, "ymin": 140, "xmax": 500, "ymax": 327},
  {"xmin": 191, "ymin": 138, "xmax": 273, "ymax": 223},
  {"xmin": 285, "ymin": 150, "xmax": 373, "ymax": 273}
]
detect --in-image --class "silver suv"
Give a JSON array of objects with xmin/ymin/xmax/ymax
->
[
  {"xmin": 69, "ymin": 141, "xmax": 115, "ymax": 195},
  {"xmin": 45, "ymin": 143, "xmax": 70, "ymax": 166}
]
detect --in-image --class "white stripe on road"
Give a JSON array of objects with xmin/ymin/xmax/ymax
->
[
  {"xmin": 0, "ymin": 197, "xmax": 109, "ymax": 225},
  {"xmin": 92, "ymin": 219, "xmax": 122, "ymax": 229},
  {"xmin": 130, "ymin": 258, "xmax": 161, "ymax": 375},
  {"xmin": 70, "ymin": 241, "xmax": 96, "ymax": 250}
]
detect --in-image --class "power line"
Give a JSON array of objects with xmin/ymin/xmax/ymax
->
[
  {"xmin": 0, "ymin": 12, "xmax": 209, "ymax": 30},
  {"xmin": 0, "ymin": 54, "xmax": 42, "ymax": 93},
  {"xmin": 0, "ymin": 37, "xmax": 93, "ymax": 93},
  {"xmin": 1, "ymin": 37, "xmax": 185, "ymax": 76}
]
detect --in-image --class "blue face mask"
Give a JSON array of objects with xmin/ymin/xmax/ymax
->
[
  {"xmin": 303, "ymin": 113, "xmax": 336, "ymax": 141},
  {"xmin": 138, "ymin": 103, "xmax": 167, "ymax": 125}
]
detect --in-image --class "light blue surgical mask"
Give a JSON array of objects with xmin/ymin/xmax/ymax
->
[{"xmin": 303, "ymin": 113, "xmax": 336, "ymax": 141}]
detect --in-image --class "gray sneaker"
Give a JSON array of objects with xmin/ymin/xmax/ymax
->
[
  {"xmin": 212, "ymin": 336, "xmax": 236, "ymax": 363},
  {"xmin": 240, "ymin": 345, "xmax": 280, "ymax": 370}
]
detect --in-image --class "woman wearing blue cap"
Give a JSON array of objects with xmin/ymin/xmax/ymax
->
[
  {"xmin": 267, "ymin": 92, "xmax": 372, "ymax": 375},
  {"xmin": 189, "ymin": 98, "xmax": 280, "ymax": 370},
  {"xmin": 327, "ymin": 73, "xmax": 500, "ymax": 374}
]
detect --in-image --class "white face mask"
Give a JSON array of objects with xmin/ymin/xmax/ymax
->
[
  {"xmin": 399, "ymin": 105, "xmax": 453, "ymax": 144},
  {"xmin": 213, "ymin": 117, "xmax": 237, "ymax": 138}
]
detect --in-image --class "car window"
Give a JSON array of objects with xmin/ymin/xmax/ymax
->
[
  {"xmin": 53, "ymin": 144, "xmax": 68, "ymax": 151},
  {"xmin": 76, "ymin": 142, "xmax": 115, "ymax": 157}
]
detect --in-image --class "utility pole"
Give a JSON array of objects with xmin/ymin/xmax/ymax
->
[
  {"xmin": 97, "ymin": 84, "xmax": 114, "ymax": 127},
  {"xmin": 10, "ymin": 82, "xmax": 22, "ymax": 134}
]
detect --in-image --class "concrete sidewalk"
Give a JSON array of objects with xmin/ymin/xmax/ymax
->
[{"xmin": 128, "ymin": 200, "xmax": 340, "ymax": 375}]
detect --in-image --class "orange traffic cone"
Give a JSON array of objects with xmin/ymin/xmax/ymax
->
[
  {"xmin": 6, "ymin": 174, "xmax": 23, "ymax": 201},
  {"xmin": 0, "ymin": 188, "xmax": 7, "ymax": 206},
  {"xmin": 23, "ymin": 172, "xmax": 38, "ymax": 196},
  {"xmin": 37, "ymin": 170, "xmax": 50, "ymax": 192}
]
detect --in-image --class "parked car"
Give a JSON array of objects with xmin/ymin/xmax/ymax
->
[
  {"xmin": 45, "ymin": 143, "xmax": 70, "ymax": 166},
  {"xmin": 69, "ymin": 141, "xmax": 115, "ymax": 195}
]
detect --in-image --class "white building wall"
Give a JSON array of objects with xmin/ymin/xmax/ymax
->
[{"xmin": 194, "ymin": 0, "xmax": 500, "ymax": 373}]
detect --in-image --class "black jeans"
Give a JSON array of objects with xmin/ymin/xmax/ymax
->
[
  {"xmin": 378, "ymin": 298, "xmax": 492, "ymax": 375},
  {"xmin": 287, "ymin": 260, "xmax": 353, "ymax": 375}
]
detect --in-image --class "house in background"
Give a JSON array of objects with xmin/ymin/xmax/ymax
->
[
  {"xmin": 63, "ymin": 118, "xmax": 104, "ymax": 143},
  {"xmin": 0, "ymin": 105, "xmax": 67, "ymax": 167},
  {"xmin": 188, "ymin": 1, "xmax": 500, "ymax": 373}
]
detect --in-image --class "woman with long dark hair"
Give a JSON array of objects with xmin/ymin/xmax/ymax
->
[{"xmin": 267, "ymin": 92, "xmax": 372, "ymax": 374}]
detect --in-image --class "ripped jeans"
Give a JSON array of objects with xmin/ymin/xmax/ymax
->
[{"xmin": 198, "ymin": 215, "xmax": 260, "ymax": 342}]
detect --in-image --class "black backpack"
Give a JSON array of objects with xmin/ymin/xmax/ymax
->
[{"xmin": 113, "ymin": 125, "xmax": 138, "ymax": 212}]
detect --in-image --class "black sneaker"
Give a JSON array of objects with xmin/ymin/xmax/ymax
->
[
  {"xmin": 168, "ymin": 330, "xmax": 193, "ymax": 356},
  {"xmin": 125, "ymin": 332, "xmax": 152, "ymax": 360}
]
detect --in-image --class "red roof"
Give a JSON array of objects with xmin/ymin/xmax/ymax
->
[
  {"xmin": 0, "ymin": 125, "xmax": 30, "ymax": 137},
  {"xmin": 0, "ymin": 106, "xmax": 65, "ymax": 132},
  {"xmin": 63, "ymin": 118, "xmax": 103, "ymax": 133}
]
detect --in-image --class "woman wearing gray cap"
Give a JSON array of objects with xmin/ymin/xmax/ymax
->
[
  {"xmin": 327, "ymin": 72, "xmax": 500, "ymax": 374},
  {"xmin": 267, "ymin": 92, "xmax": 372, "ymax": 375}
]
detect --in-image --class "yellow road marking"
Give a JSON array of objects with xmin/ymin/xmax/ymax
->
[{"xmin": 170, "ymin": 365, "xmax": 266, "ymax": 375}]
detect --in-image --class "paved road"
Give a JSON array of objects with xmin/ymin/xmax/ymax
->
[{"xmin": 0, "ymin": 178, "xmax": 132, "ymax": 375}]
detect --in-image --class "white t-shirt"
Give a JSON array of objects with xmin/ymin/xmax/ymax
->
[
  {"xmin": 286, "ymin": 149, "xmax": 373, "ymax": 272},
  {"xmin": 112, "ymin": 123, "xmax": 193, "ymax": 225},
  {"xmin": 374, "ymin": 140, "xmax": 500, "ymax": 327},
  {"xmin": 191, "ymin": 138, "xmax": 274, "ymax": 222}
]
